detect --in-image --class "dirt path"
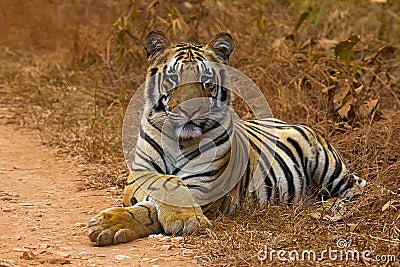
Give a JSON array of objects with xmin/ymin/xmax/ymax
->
[{"xmin": 0, "ymin": 120, "xmax": 200, "ymax": 267}]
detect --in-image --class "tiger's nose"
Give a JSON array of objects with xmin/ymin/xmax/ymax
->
[{"xmin": 178, "ymin": 105, "xmax": 201, "ymax": 118}]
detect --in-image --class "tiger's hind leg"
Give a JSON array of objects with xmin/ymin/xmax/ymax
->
[
  {"xmin": 317, "ymin": 175, "xmax": 367, "ymax": 222},
  {"xmin": 338, "ymin": 174, "xmax": 367, "ymax": 201}
]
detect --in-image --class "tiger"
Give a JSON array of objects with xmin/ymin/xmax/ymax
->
[{"xmin": 88, "ymin": 31, "xmax": 366, "ymax": 246}]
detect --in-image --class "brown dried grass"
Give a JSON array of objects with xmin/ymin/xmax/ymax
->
[{"xmin": 1, "ymin": 0, "xmax": 399, "ymax": 266}]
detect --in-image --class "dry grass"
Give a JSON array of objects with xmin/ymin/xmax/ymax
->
[{"xmin": 1, "ymin": 0, "xmax": 399, "ymax": 266}]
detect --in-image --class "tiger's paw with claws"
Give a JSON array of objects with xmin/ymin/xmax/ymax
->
[{"xmin": 88, "ymin": 204, "xmax": 161, "ymax": 246}]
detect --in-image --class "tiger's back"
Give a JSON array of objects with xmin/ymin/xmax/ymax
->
[{"xmin": 239, "ymin": 118, "xmax": 364, "ymax": 204}]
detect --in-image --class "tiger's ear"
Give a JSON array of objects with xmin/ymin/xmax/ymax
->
[
  {"xmin": 206, "ymin": 32, "xmax": 234, "ymax": 63},
  {"xmin": 144, "ymin": 31, "xmax": 171, "ymax": 61}
]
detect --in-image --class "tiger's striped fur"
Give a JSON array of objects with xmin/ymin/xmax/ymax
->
[{"xmin": 88, "ymin": 31, "xmax": 366, "ymax": 246}]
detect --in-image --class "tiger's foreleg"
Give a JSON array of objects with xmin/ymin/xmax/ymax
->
[
  {"xmin": 88, "ymin": 171, "xmax": 211, "ymax": 246},
  {"xmin": 123, "ymin": 172, "xmax": 212, "ymax": 235},
  {"xmin": 88, "ymin": 202, "xmax": 161, "ymax": 246}
]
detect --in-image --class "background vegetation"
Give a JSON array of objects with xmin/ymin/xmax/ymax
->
[{"xmin": 1, "ymin": 0, "xmax": 399, "ymax": 265}]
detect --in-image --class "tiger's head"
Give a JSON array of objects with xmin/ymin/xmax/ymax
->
[{"xmin": 143, "ymin": 31, "xmax": 234, "ymax": 141}]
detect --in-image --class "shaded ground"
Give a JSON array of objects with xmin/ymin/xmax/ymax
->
[{"xmin": 0, "ymin": 119, "xmax": 199, "ymax": 267}]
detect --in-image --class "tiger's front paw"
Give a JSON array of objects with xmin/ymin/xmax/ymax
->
[
  {"xmin": 162, "ymin": 212, "xmax": 213, "ymax": 236},
  {"xmin": 88, "ymin": 207, "xmax": 139, "ymax": 246}
]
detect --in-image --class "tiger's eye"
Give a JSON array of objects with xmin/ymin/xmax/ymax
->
[
  {"xmin": 169, "ymin": 74, "xmax": 179, "ymax": 83},
  {"xmin": 204, "ymin": 83, "xmax": 216, "ymax": 92}
]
